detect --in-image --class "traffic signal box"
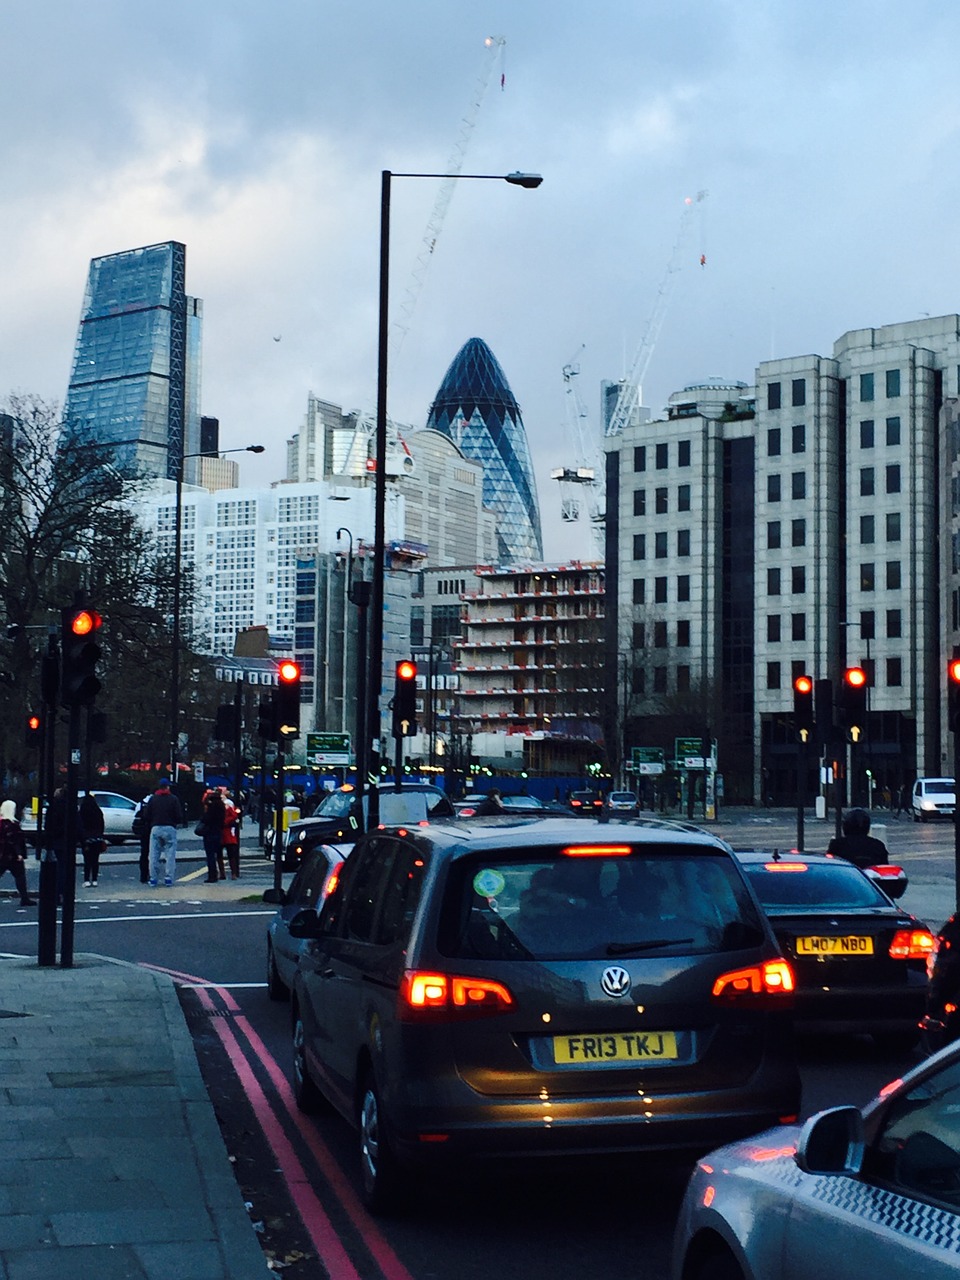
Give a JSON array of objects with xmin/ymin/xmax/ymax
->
[
  {"xmin": 214, "ymin": 703, "xmax": 238, "ymax": 742},
  {"xmin": 792, "ymin": 674, "xmax": 814, "ymax": 739},
  {"xmin": 276, "ymin": 660, "xmax": 301, "ymax": 738},
  {"xmin": 25, "ymin": 713, "xmax": 41, "ymax": 749},
  {"xmin": 839, "ymin": 665, "xmax": 869, "ymax": 742},
  {"xmin": 948, "ymin": 657, "xmax": 960, "ymax": 732},
  {"xmin": 60, "ymin": 605, "xmax": 102, "ymax": 707},
  {"xmin": 257, "ymin": 696, "xmax": 278, "ymax": 741},
  {"xmin": 393, "ymin": 659, "xmax": 418, "ymax": 738}
]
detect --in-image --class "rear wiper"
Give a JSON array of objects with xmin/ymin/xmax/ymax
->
[{"xmin": 606, "ymin": 937, "xmax": 695, "ymax": 956}]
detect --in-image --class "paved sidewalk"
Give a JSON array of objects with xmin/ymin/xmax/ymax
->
[{"xmin": 0, "ymin": 953, "xmax": 270, "ymax": 1279}]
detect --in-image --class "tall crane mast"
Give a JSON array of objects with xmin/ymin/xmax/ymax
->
[{"xmin": 551, "ymin": 349, "xmax": 603, "ymax": 533}]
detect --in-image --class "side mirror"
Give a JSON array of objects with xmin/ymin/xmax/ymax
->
[
  {"xmin": 287, "ymin": 906, "xmax": 321, "ymax": 939},
  {"xmin": 262, "ymin": 888, "xmax": 286, "ymax": 906},
  {"xmin": 795, "ymin": 1105, "xmax": 864, "ymax": 1176}
]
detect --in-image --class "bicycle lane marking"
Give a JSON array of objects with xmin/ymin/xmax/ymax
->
[{"xmin": 144, "ymin": 962, "xmax": 417, "ymax": 1280}]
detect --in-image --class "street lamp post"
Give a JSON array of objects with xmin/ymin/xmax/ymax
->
[
  {"xmin": 170, "ymin": 444, "xmax": 265, "ymax": 781},
  {"xmin": 336, "ymin": 527, "xmax": 370, "ymax": 813},
  {"xmin": 367, "ymin": 168, "xmax": 542, "ymax": 825}
]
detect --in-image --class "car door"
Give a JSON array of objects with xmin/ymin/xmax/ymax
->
[{"xmin": 782, "ymin": 1056, "xmax": 960, "ymax": 1278}]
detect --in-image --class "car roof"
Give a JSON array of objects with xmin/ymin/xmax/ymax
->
[{"xmin": 732, "ymin": 849, "xmax": 847, "ymax": 867}]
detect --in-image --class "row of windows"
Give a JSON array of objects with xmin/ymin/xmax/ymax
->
[
  {"xmin": 859, "ymin": 465, "xmax": 901, "ymax": 495},
  {"xmin": 766, "ymin": 566, "xmax": 807, "ymax": 595},
  {"xmin": 767, "ymin": 472, "xmax": 807, "ymax": 501},
  {"xmin": 633, "ymin": 575, "xmax": 691, "ymax": 605},
  {"xmin": 634, "ymin": 530, "xmax": 692, "ymax": 559},
  {"xmin": 632, "ymin": 666, "xmax": 693, "ymax": 696},
  {"xmin": 767, "ymin": 519, "xmax": 807, "ymax": 549},
  {"xmin": 766, "ymin": 369, "xmax": 901, "ymax": 412},
  {"xmin": 766, "ymin": 379, "xmax": 807, "ymax": 410},
  {"xmin": 632, "ymin": 619, "xmax": 692, "ymax": 648},
  {"xmin": 861, "ymin": 512, "xmax": 901, "ymax": 543},
  {"xmin": 767, "ymin": 466, "xmax": 901, "ymax": 501},
  {"xmin": 860, "ymin": 417, "xmax": 901, "ymax": 448},
  {"xmin": 764, "ymin": 607, "xmax": 902, "ymax": 643},
  {"xmin": 766, "ymin": 657, "xmax": 903, "ymax": 689},
  {"xmin": 764, "ymin": 561, "xmax": 904, "ymax": 596},
  {"xmin": 633, "ymin": 484, "xmax": 692, "ymax": 516},
  {"xmin": 861, "ymin": 369, "xmax": 901, "ymax": 402},
  {"xmin": 633, "ymin": 440, "xmax": 692, "ymax": 472},
  {"xmin": 767, "ymin": 424, "xmax": 806, "ymax": 455}
]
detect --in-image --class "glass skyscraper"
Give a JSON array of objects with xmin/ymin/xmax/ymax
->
[
  {"xmin": 426, "ymin": 337, "xmax": 543, "ymax": 562},
  {"xmin": 64, "ymin": 241, "xmax": 202, "ymax": 480}
]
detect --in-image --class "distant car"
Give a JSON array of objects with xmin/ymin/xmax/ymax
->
[
  {"xmin": 263, "ymin": 844, "xmax": 345, "ymax": 1000},
  {"xmin": 290, "ymin": 816, "xmax": 800, "ymax": 1211},
  {"xmin": 568, "ymin": 789, "xmax": 604, "ymax": 815},
  {"xmin": 673, "ymin": 1038, "xmax": 960, "ymax": 1280},
  {"xmin": 734, "ymin": 849, "xmax": 933, "ymax": 1048},
  {"xmin": 454, "ymin": 794, "xmax": 547, "ymax": 818},
  {"xmin": 606, "ymin": 791, "xmax": 639, "ymax": 815},
  {"xmin": 912, "ymin": 776, "xmax": 956, "ymax": 821},
  {"xmin": 21, "ymin": 790, "xmax": 140, "ymax": 844}
]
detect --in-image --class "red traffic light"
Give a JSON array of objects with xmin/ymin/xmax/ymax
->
[
  {"xmin": 843, "ymin": 665, "xmax": 868, "ymax": 689},
  {"xmin": 69, "ymin": 609, "xmax": 102, "ymax": 637},
  {"xmin": 948, "ymin": 658, "xmax": 960, "ymax": 685},
  {"xmin": 27, "ymin": 715, "xmax": 40, "ymax": 731},
  {"xmin": 793, "ymin": 674, "xmax": 813, "ymax": 696},
  {"xmin": 277, "ymin": 659, "xmax": 300, "ymax": 683},
  {"xmin": 397, "ymin": 660, "xmax": 417, "ymax": 681}
]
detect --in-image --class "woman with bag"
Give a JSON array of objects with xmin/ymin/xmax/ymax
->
[
  {"xmin": 78, "ymin": 792, "xmax": 106, "ymax": 888},
  {"xmin": 200, "ymin": 788, "xmax": 226, "ymax": 883},
  {"xmin": 0, "ymin": 800, "xmax": 36, "ymax": 906}
]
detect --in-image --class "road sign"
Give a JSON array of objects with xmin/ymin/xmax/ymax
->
[
  {"xmin": 675, "ymin": 736, "xmax": 715, "ymax": 770},
  {"xmin": 306, "ymin": 732, "xmax": 351, "ymax": 766},
  {"xmin": 629, "ymin": 746, "xmax": 666, "ymax": 776}
]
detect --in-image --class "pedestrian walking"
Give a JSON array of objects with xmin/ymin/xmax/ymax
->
[
  {"xmin": 78, "ymin": 791, "xmax": 106, "ymax": 887},
  {"xmin": 200, "ymin": 788, "xmax": 226, "ymax": 882},
  {"xmin": 0, "ymin": 801, "xmax": 36, "ymax": 906},
  {"xmin": 42, "ymin": 786, "xmax": 75, "ymax": 903},
  {"xmin": 143, "ymin": 777, "xmax": 184, "ymax": 887},
  {"xmin": 133, "ymin": 796, "xmax": 151, "ymax": 882},
  {"xmin": 222, "ymin": 790, "xmax": 241, "ymax": 879}
]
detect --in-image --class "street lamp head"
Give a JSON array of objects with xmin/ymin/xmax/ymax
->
[
  {"xmin": 504, "ymin": 171, "xmax": 543, "ymax": 189},
  {"xmin": 245, "ymin": 445, "xmax": 265, "ymax": 454}
]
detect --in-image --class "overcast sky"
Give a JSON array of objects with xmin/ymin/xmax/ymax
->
[{"xmin": 2, "ymin": 1, "xmax": 958, "ymax": 560}]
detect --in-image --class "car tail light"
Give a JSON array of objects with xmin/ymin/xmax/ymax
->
[
  {"xmin": 870, "ymin": 864, "xmax": 905, "ymax": 879},
  {"xmin": 323, "ymin": 867, "xmax": 340, "ymax": 898},
  {"xmin": 562, "ymin": 845, "xmax": 632, "ymax": 857},
  {"xmin": 712, "ymin": 959, "xmax": 795, "ymax": 1002},
  {"xmin": 399, "ymin": 970, "xmax": 514, "ymax": 1020},
  {"xmin": 763, "ymin": 862, "xmax": 807, "ymax": 872},
  {"xmin": 889, "ymin": 928, "xmax": 935, "ymax": 960}
]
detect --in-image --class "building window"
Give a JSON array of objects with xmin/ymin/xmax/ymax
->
[
  {"xmin": 654, "ymin": 620, "xmax": 668, "ymax": 648},
  {"xmin": 633, "ymin": 489, "xmax": 646, "ymax": 517},
  {"xmin": 677, "ymin": 575, "xmax": 690, "ymax": 602},
  {"xmin": 792, "ymin": 378, "xmax": 806, "ymax": 407},
  {"xmin": 767, "ymin": 474, "xmax": 781, "ymax": 502},
  {"xmin": 885, "ymin": 368, "xmax": 901, "ymax": 398},
  {"xmin": 791, "ymin": 613, "xmax": 806, "ymax": 642},
  {"xmin": 677, "ymin": 619, "xmax": 690, "ymax": 647},
  {"xmin": 632, "ymin": 668, "xmax": 646, "ymax": 696},
  {"xmin": 886, "ymin": 511, "xmax": 901, "ymax": 541},
  {"xmin": 678, "ymin": 439, "xmax": 691, "ymax": 467},
  {"xmin": 860, "ymin": 467, "xmax": 875, "ymax": 496},
  {"xmin": 653, "ymin": 666, "xmax": 667, "ymax": 693},
  {"xmin": 887, "ymin": 656, "xmax": 902, "ymax": 686},
  {"xmin": 678, "ymin": 483, "xmax": 691, "ymax": 511},
  {"xmin": 767, "ymin": 520, "xmax": 781, "ymax": 549},
  {"xmin": 861, "ymin": 563, "xmax": 875, "ymax": 591},
  {"xmin": 767, "ymin": 567, "xmax": 781, "ymax": 596},
  {"xmin": 634, "ymin": 445, "xmax": 646, "ymax": 472},
  {"xmin": 860, "ymin": 610, "xmax": 875, "ymax": 640},
  {"xmin": 886, "ymin": 464, "xmax": 901, "ymax": 494},
  {"xmin": 791, "ymin": 565, "xmax": 806, "ymax": 594},
  {"xmin": 792, "ymin": 423, "xmax": 806, "ymax": 452},
  {"xmin": 860, "ymin": 372, "xmax": 875, "ymax": 402},
  {"xmin": 791, "ymin": 518, "xmax": 806, "ymax": 547},
  {"xmin": 791, "ymin": 471, "xmax": 806, "ymax": 500},
  {"xmin": 886, "ymin": 608, "xmax": 902, "ymax": 638},
  {"xmin": 860, "ymin": 419, "xmax": 875, "ymax": 448},
  {"xmin": 767, "ymin": 382, "xmax": 781, "ymax": 410},
  {"xmin": 677, "ymin": 665, "xmax": 690, "ymax": 692},
  {"xmin": 767, "ymin": 428, "xmax": 781, "ymax": 456},
  {"xmin": 886, "ymin": 415, "xmax": 901, "ymax": 445},
  {"xmin": 655, "ymin": 487, "xmax": 668, "ymax": 514},
  {"xmin": 767, "ymin": 614, "xmax": 781, "ymax": 642},
  {"xmin": 655, "ymin": 531, "xmax": 668, "ymax": 559},
  {"xmin": 633, "ymin": 533, "xmax": 646, "ymax": 559},
  {"xmin": 677, "ymin": 528, "xmax": 691, "ymax": 556},
  {"xmin": 861, "ymin": 514, "xmax": 875, "ymax": 544},
  {"xmin": 655, "ymin": 576, "xmax": 668, "ymax": 603},
  {"xmin": 633, "ymin": 579, "xmax": 645, "ymax": 605},
  {"xmin": 767, "ymin": 661, "xmax": 781, "ymax": 690},
  {"xmin": 633, "ymin": 621, "xmax": 645, "ymax": 648},
  {"xmin": 656, "ymin": 443, "xmax": 668, "ymax": 469},
  {"xmin": 886, "ymin": 560, "xmax": 901, "ymax": 589}
]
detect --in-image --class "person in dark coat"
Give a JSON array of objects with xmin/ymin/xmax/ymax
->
[
  {"xmin": 826, "ymin": 808, "xmax": 890, "ymax": 869},
  {"xmin": 473, "ymin": 789, "xmax": 506, "ymax": 816},
  {"xmin": 0, "ymin": 800, "xmax": 35, "ymax": 905},
  {"xmin": 200, "ymin": 788, "xmax": 226, "ymax": 883},
  {"xmin": 78, "ymin": 792, "xmax": 106, "ymax": 887},
  {"xmin": 43, "ymin": 786, "xmax": 75, "ymax": 901},
  {"xmin": 143, "ymin": 777, "xmax": 184, "ymax": 887}
]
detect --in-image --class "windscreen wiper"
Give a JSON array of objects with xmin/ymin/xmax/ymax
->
[{"xmin": 606, "ymin": 937, "xmax": 694, "ymax": 956}]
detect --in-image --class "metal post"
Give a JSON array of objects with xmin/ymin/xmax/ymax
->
[
  {"xmin": 233, "ymin": 678, "xmax": 244, "ymax": 853},
  {"xmin": 954, "ymin": 729, "xmax": 960, "ymax": 914},
  {"xmin": 170, "ymin": 458, "xmax": 184, "ymax": 781},
  {"xmin": 37, "ymin": 637, "xmax": 58, "ymax": 967},
  {"xmin": 796, "ymin": 737, "xmax": 807, "ymax": 852},
  {"xmin": 273, "ymin": 747, "xmax": 285, "ymax": 896},
  {"xmin": 59, "ymin": 704, "xmax": 81, "ymax": 968}
]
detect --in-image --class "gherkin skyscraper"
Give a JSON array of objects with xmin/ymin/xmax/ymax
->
[{"xmin": 426, "ymin": 337, "xmax": 542, "ymax": 562}]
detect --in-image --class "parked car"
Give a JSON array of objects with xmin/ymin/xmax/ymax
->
[
  {"xmin": 912, "ymin": 776, "xmax": 956, "ymax": 821},
  {"xmin": 673, "ymin": 1038, "xmax": 960, "ymax": 1280},
  {"xmin": 21, "ymin": 790, "xmax": 140, "ymax": 844},
  {"xmin": 289, "ymin": 816, "xmax": 800, "ymax": 1211},
  {"xmin": 568, "ymin": 789, "xmax": 604, "ymax": 815},
  {"xmin": 272, "ymin": 782, "xmax": 456, "ymax": 868},
  {"xmin": 734, "ymin": 849, "xmax": 932, "ymax": 1049},
  {"xmin": 605, "ymin": 790, "xmax": 639, "ymax": 815},
  {"xmin": 263, "ymin": 844, "xmax": 346, "ymax": 1001}
]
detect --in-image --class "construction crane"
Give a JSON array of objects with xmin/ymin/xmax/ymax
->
[
  {"xmin": 551, "ymin": 348, "xmax": 604, "ymax": 535},
  {"xmin": 604, "ymin": 190, "xmax": 708, "ymax": 437}
]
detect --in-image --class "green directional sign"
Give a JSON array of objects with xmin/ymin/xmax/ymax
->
[
  {"xmin": 629, "ymin": 747, "xmax": 666, "ymax": 775},
  {"xmin": 675, "ymin": 737, "xmax": 715, "ymax": 769},
  {"xmin": 306, "ymin": 732, "xmax": 351, "ymax": 766}
]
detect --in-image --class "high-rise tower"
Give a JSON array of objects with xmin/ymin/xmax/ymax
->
[
  {"xmin": 64, "ymin": 241, "xmax": 202, "ymax": 481},
  {"xmin": 426, "ymin": 337, "xmax": 542, "ymax": 562}
]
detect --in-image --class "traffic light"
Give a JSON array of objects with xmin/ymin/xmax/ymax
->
[
  {"xmin": 276, "ymin": 660, "xmax": 301, "ymax": 738},
  {"xmin": 60, "ymin": 604, "xmax": 102, "ymax": 706},
  {"xmin": 257, "ymin": 695, "xmax": 278, "ymax": 741},
  {"xmin": 814, "ymin": 678, "xmax": 834, "ymax": 743},
  {"xmin": 792, "ymin": 673, "xmax": 814, "ymax": 737},
  {"xmin": 393, "ymin": 659, "xmax": 418, "ymax": 738},
  {"xmin": 948, "ymin": 657, "xmax": 960, "ymax": 732},
  {"xmin": 214, "ymin": 703, "xmax": 238, "ymax": 741},
  {"xmin": 25, "ymin": 713, "xmax": 41, "ymax": 749},
  {"xmin": 840, "ymin": 665, "xmax": 869, "ymax": 740}
]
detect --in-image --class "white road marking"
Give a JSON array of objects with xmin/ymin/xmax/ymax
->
[{"xmin": 0, "ymin": 910, "xmax": 274, "ymax": 929}]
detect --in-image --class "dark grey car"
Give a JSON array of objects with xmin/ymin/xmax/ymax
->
[
  {"xmin": 289, "ymin": 817, "xmax": 801, "ymax": 1211},
  {"xmin": 263, "ymin": 844, "xmax": 345, "ymax": 1000}
]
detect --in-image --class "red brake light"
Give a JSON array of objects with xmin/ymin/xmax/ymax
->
[
  {"xmin": 400, "ymin": 970, "xmax": 513, "ymax": 1020},
  {"xmin": 323, "ymin": 867, "xmax": 340, "ymax": 898},
  {"xmin": 889, "ymin": 928, "xmax": 935, "ymax": 960},
  {"xmin": 763, "ymin": 862, "xmax": 807, "ymax": 872},
  {"xmin": 562, "ymin": 845, "xmax": 632, "ymax": 858},
  {"xmin": 712, "ymin": 959, "xmax": 795, "ymax": 1001},
  {"xmin": 870, "ymin": 864, "xmax": 904, "ymax": 878}
]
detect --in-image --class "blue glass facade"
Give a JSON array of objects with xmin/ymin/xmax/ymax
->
[
  {"xmin": 65, "ymin": 242, "xmax": 201, "ymax": 480},
  {"xmin": 426, "ymin": 337, "xmax": 542, "ymax": 562}
]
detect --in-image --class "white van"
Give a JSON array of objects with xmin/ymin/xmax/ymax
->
[{"xmin": 911, "ymin": 776, "xmax": 956, "ymax": 821}]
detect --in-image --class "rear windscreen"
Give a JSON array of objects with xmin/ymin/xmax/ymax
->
[
  {"xmin": 743, "ymin": 862, "xmax": 887, "ymax": 910},
  {"xmin": 438, "ymin": 845, "xmax": 765, "ymax": 961}
]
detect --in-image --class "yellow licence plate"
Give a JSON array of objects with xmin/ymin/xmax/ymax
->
[
  {"xmin": 553, "ymin": 1031, "xmax": 679, "ymax": 1064},
  {"xmin": 796, "ymin": 935, "xmax": 875, "ymax": 956}
]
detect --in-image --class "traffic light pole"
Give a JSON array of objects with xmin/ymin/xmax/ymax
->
[
  {"xmin": 954, "ymin": 728, "xmax": 960, "ymax": 915},
  {"xmin": 272, "ymin": 745, "xmax": 286, "ymax": 896},
  {"xmin": 796, "ymin": 735, "xmax": 807, "ymax": 852},
  {"xmin": 59, "ymin": 704, "xmax": 81, "ymax": 968},
  {"xmin": 37, "ymin": 634, "xmax": 60, "ymax": 967}
]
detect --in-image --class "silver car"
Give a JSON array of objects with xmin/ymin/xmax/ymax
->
[
  {"xmin": 21, "ymin": 790, "xmax": 140, "ymax": 843},
  {"xmin": 673, "ymin": 1039, "xmax": 960, "ymax": 1279}
]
